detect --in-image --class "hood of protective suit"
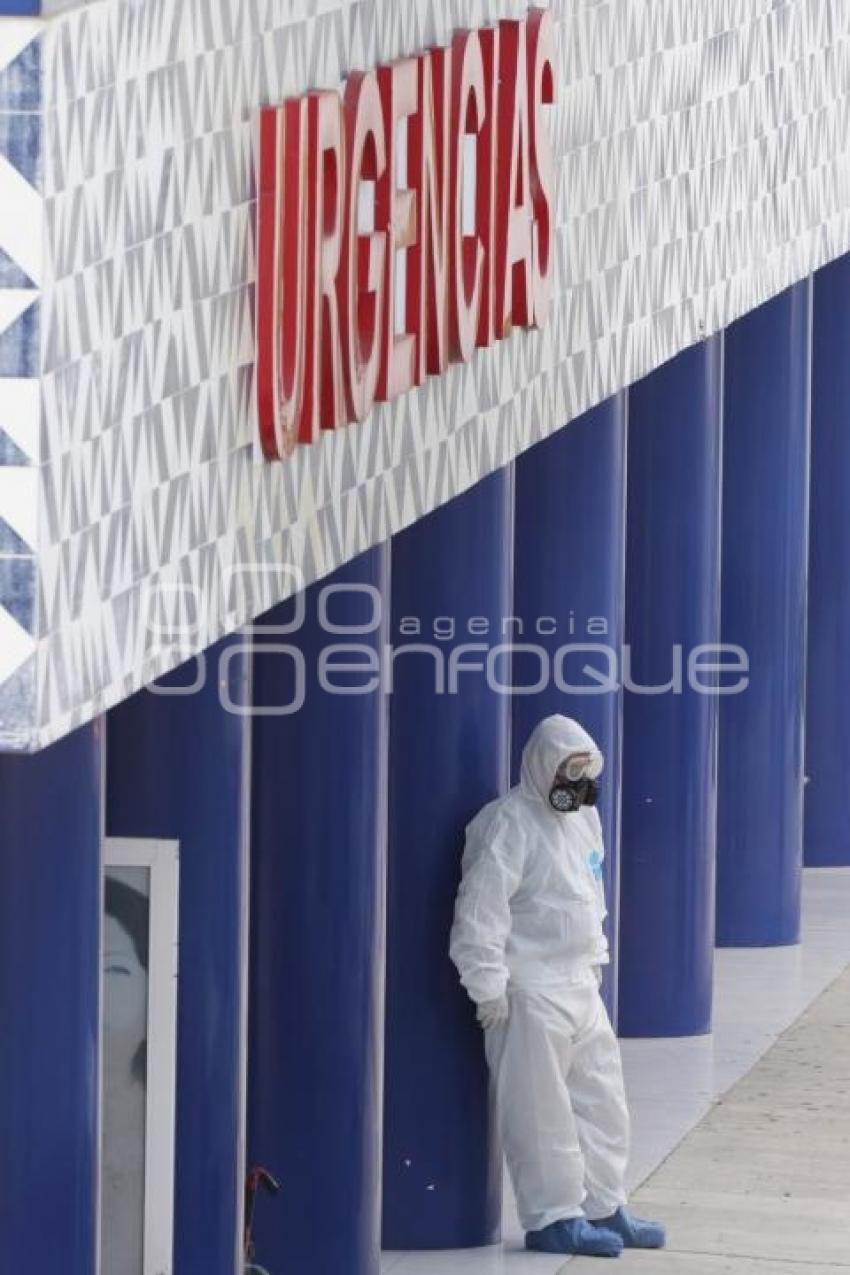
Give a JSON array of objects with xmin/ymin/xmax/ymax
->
[{"xmin": 519, "ymin": 715, "xmax": 603, "ymax": 804}]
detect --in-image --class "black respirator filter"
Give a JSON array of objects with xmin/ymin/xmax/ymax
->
[{"xmin": 548, "ymin": 777, "xmax": 600, "ymax": 813}]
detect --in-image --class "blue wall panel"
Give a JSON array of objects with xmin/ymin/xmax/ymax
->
[
  {"xmin": 106, "ymin": 639, "xmax": 250, "ymax": 1275},
  {"xmin": 717, "ymin": 283, "xmax": 812, "ymax": 944},
  {"xmin": 382, "ymin": 471, "xmax": 512, "ymax": 1250},
  {"xmin": 805, "ymin": 253, "xmax": 850, "ymax": 866},
  {"xmin": 0, "ymin": 723, "xmax": 103, "ymax": 1275},
  {"xmin": 619, "ymin": 339, "xmax": 724, "ymax": 1038},
  {"xmin": 513, "ymin": 395, "xmax": 628, "ymax": 1020},
  {"xmin": 248, "ymin": 546, "xmax": 389, "ymax": 1275}
]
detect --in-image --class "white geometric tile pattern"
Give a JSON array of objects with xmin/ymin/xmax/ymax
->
[
  {"xmin": 2, "ymin": 0, "xmax": 850, "ymax": 750},
  {"xmin": 0, "ymin": 15, "xmax": 43, "ymax": 746}
]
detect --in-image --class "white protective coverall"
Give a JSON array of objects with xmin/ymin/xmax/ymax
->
[{"xmin": 450, "ymin": 715, "xmax": 630, "ymax": 1233}]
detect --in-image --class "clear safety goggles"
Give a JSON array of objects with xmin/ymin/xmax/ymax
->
[{"xmin": 558, "ymin": 751, "xmax": 604, "ymax": 783}]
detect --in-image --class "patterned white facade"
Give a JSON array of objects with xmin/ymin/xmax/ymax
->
[{"xmin": 1, "ymin": 0, "xmax": 850, "ymax": 751}]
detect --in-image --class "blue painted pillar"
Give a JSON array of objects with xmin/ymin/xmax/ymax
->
[
  {"xmin": 382, "ymin": 471, "xmax": 512, "ymax": 1251},
  {"xmin": 513, "ymin": 396, "xmax": 628, "ymax": 1020},
  {"xmin": 717, "ymin": 283, "xmax": 812, "ymax": 943},
  {"xmin": 106, "ymin": 638, "xmax": 251, "ymax": 1275},
  {"xmin": 248, "ymin": 546, "xmax": 389, "ymax": 1275},
  {"xmin": 619, "ymin": 338, "xmax": 724, "ymax": 1038},
  {"xmin": 0, "ymin": 723, "xmax": 103, "ymax": 1275},
  {"xmin": 806, "ymin": 254, "xmax": 850, "ymax": 866}
]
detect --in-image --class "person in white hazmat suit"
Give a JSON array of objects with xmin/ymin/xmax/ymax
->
[{"xmin": 450, "ymin": 715, "xmax": 666, "ymax": 1258}]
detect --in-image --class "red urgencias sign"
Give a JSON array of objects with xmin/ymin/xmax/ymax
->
[{"xmin": 256, "ymin": 9, "xmax": 556, "ymax": 460}]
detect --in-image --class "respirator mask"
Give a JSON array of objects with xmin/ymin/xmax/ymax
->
[{"xmin": 549, "ymin": 751, "xmax": 603, "ymax": 814}]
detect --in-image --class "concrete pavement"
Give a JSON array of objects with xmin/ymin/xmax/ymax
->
[{"xmin": 565, "ymin": 964, "xmax": 850, "ymax": 1273}]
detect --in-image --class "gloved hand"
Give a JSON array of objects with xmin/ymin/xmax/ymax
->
[{"xmin": 476, "ymin": 994, "xmax": 509, "ymax": 1030}]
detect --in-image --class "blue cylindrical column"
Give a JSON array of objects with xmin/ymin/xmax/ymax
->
[
  {"xmin": 619, "ymin": 338, "xmax": 724, "ymax": 1038},
  {"xmin": 382, "ymin": 470, "xmax": 512, "ymax": 1250},
  {"xmin": 248, "ymin": 545, "xmax": 389, "ymax": 1275},
  {"xmin": 0, "ymin": 723, "xmax": 103, "ymax": 1275},
  {"xmin": 106, "ymin": 637, "xmax": 251, "ymax": 1275},
  {"xmin": 513, "ymin": 395, "xmax": 628, "ymax": 1020},
  {"xmin": 806, "ymin": 254, "xmax": 850, "ymax": 866},
  {"xmin": 717, "ymin": 283, "xmax": 812, "ymax": 944}
]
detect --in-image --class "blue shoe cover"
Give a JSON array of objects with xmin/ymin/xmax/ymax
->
[
  {"xmin": 526, "ymin": 1217, "xmax": 624, "ymax": 1257},
  {"xmin": 592, "ymin": 1207, "xmax": 666, "ymax": 1249}
]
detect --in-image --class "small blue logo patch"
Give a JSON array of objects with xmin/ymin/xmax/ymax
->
[{"xmin": 588, "ymin": 849, "xmax": 604, "ymax": 880}]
